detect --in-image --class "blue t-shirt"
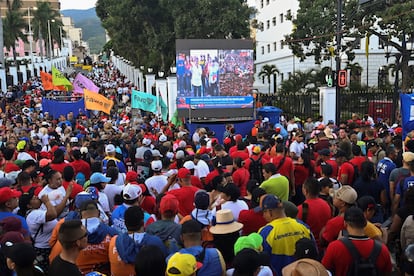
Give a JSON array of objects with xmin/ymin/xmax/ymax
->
[
  {"xmin": 0, "ymin": 212, "xmax": 30, "ymax": 237},
  {"xmin": 397, "ymin": 176, "xmax": 414, "ymax": 207},
  {"xmin": 376, "ymin": 157, "xmax": 396, "ymax": 199},
  {"xmin": 111, "ymin": 204, "xmax": 150, "ymax": 233}
]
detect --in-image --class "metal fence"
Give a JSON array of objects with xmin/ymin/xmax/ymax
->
[{"xmin": 259, "ymin": 89, "xmax": 396, "ymax": 122}]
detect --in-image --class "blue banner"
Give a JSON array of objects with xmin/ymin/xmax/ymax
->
[
  {"xmin": 42, "ymin": 98, "xmax": 86, "ymax": 120},
  {"xmin": 176, "ymin": 96, "xmax": 253, "ymax": 109},
  {"xmin": 400, "ymin": 93, "xmax": 414, "ymax": 139}
]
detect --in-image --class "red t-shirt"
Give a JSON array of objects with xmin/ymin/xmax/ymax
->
[
  {"xmin": 232, "ymin": 167, "xmax": 250, "ymax": 196},
  {"xmin": 270, "ymin": 155, "xmax": 294, "ymax": 179},
  {"xmin": 238, "ymin": 209, "xmax": 267, "ymax": 235},
  {"xmin": 230, "ymin": 150, "xmax": 249, "ymax": 161},
  {"xmin": 4, "ymin": 162, "xmax": 20, "ymax": 173},
  {"xmin": 349, "ymin": 156, "xmax": 367, "ymax": 172},
  {"xmin": 337, "ymin": 162, "xmax": 355, "ymax": 185},
  {"xmin": 50, "ymin": 162, "xmax": 73, "ymax": 174},
  {"xmin": 70, "ymin": 159, "xmax": 91, "ymax": 180},
  {"xmin": 168, "ymin": 186, "xmax": 200, "ymax": 217},
  {"xmin": 322, "ymin": 238, "xmax": 392, "ymax": 276},
  {"xmin": 294, "ymin": 164, "xmax": 312, "ymax": 187},
  {"xmin": 19, "ymin": 184, "xmax": 43, "ymax": 196},
  {"xmin": 297, "ymin": 198, "xmax": 332, "ymax": 249},
  {"xmin": 321, "ymin": 216, "xmax": 345, "ymax": 245},
  {"xmin": 190, "ymin": 175, "xmax": 203, "ymax": 189},
  {"xmin": 62, "ymin": 180, "xmax": 84, "ymax": 199},
  {"xmin": 243, "ymin": 154, "xmax": 270, "ymax": 170}
]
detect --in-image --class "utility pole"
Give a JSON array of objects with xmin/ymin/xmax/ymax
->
[{"xmin": 335, "ymin": 0, "xmax": 342, "ymax": 125}]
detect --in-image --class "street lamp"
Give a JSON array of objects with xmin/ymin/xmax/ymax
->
[
  {"xmin": 47, "ymin": 19, "xmax": 55, "ymax": 58},
  {"xmin": 27, "ymin": 7, "xmax": 37, "ymax": 64}
]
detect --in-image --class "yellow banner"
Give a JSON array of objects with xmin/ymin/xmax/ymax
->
[
  {"xmin": 82, "ymin": 65, "xmax": 92, "ymax": 71},
  {"xmin": 70, "ymin": 56, "xmax": 78, "ymax": 63},
  {"xmin": 83, "ymin": 89, "xmax": 114, "ymax": 114}
]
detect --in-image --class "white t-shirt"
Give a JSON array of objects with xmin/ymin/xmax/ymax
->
[
  {"xmin": 218, "ymin": 200, "xmax": 249, "ymax": 221},
  {"xmin": 98, "ymin": 191, "xmax": 110, "ymax": 213},
  {"xmin": 38, "ymin": 185, "xmax": 68, "ymax": 218},
  {"xmin": 26, "ymin": 209, "xmax": 58, "ymax": 248},
  {"xmin": 145, "ymin": 175, "xmax": 168, "ymax": 197},
  {"xmin": 16, "ymin": 152, "xmax": 35, "ymax": 161},
  {"xmin": 195, "ymin": 159, "xmax": 210, "ymax": 179},
  {"xmin": 103, "ymin": 184, "xmax": 123, "ymax": 211},
  {"xmin": 289, "ymin": 140, "xmax": 305, "ymax": 157}
]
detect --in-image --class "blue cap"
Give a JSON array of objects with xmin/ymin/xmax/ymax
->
[
  {"xmin": 255, "ymin": 194, "xmax": 282, "ymax": 212},
  {"xmin": 75, "ymin": 192, "xmax": 95, "ymax": 209},
  {"xmin": 90, "ymin": 172, "xmax": 111, "ymax": 185},
  {"xmin": 85, "ymin": 186, "xmax": 99, "ymax": 200}
]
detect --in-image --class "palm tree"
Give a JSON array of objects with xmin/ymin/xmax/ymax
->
[
  {"xmin": 3, "ymin": 0, "xmax": 27, "ymax": 65},
  {"xmin": 32, "ymin": 1, "xmax": 62, "ymax": 58},
  {"xmin": 258, "ymin": 64, "xmax": 279, "ymax": 94}
]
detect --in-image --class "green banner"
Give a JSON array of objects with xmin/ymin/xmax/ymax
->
[
  {"xmin": 131, "ymin": 90, "xmax": 167, "ymax": 121},
  {"xmin": 52, "ymin": 66, "xmax": 73, "ymax": 91}
]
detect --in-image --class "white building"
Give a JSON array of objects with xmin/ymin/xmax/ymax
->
[{"xmin": 253, "ymin": 0, "xmax": 399, "ymax": 94}]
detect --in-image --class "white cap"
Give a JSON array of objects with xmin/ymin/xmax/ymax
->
[
  {"xmin": 105, "ymin": 144, "xmax": 116, "ymax": 153},
  {"xmin": 80, "ymin": 147, "xmax": 88, "ymax": 154},
  {"xmin": 159, "ymin": 134, "xmax": 167, "ymax": 143},
  {"xmin": 175, "ymin": 150, "xmax": 185, "ymax": 160},
  {"xmin": 152, "ymin": 149, "xmax": 163, "ymax": 157},
  {"xmin": 263, "ymin": 117, "xmax": 269, "ymax": 123},
  {"xmin": 151, "ymin": 160, "xmax": 163, "ymax": 171},
  {"xmin": 142, "ymin": 138, "xmax": 152, "ymax": 146},
  {"xmin": 178, "ymin": 141, "xmax": 187, "ymax": 148},
  {"xmin": 123, "ymin": 184, "xmax": 142, "ymax": 200},
  {"xmin": 183, "ymin": 161, "xmax": 195, "ymax": 170},
  {"xmin": 70, "ymin": 137, "xmax": 78, "ymax": 143}
]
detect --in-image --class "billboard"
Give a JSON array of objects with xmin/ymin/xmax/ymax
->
[{"xmin": 176, "ymin": 39, "xmax": 254, "ymax": 120}]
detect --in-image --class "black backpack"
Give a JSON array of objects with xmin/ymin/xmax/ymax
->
[
  {"xmin": 249, "ymin": 156, "xmax": 264, "ymax": 183},
  {"xmin": 340, "ymin": 238, "xmax": 382, "ymax": 276}
]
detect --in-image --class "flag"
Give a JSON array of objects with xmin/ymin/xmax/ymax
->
[
  {"xmin": 131, "ymin": 90, "xmax": 168, "ymax": 121},
  {"xmin": 40, "ymin": 71, "xmax": 66, "ymax": 91},
  {"xmin": 171, "ymin": 110, "xmax": 183, "ymax": 127},
  {"xmin": 52, "ymin": 66, "xmax": 73, "ymax": 91},
  {"xmin": 365, "ymin": 32, "xmax": 370, "ymax": 58},
  {"xmin": 73, "ymin": 73, "xmax": 99, "ymax": 94},
  {"xmin": 40, "ymin": 71, "xmax": 53, "ymax": 90},
  {"xmin": 83, "ymin": 89, "xmax": 113, "ymax": 114}
]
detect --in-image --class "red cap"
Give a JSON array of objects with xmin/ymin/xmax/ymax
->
[
  {"xmin": 177, "ymin": 168, "xmax": 191, "ymax": 179},
  {"xmin": 234, "ymin": 134, "xmax": 242, "ymax": 142},
  {"xmin": 50, "ymin": 145, "xmax": 59, "ymax": 153},
  {"xmin": 0, "ymin": 187, "xmax": 21, "ymax": 204},
  {"xmin": 160, "ymin": 194, "xmax": 179, "ymax": 214},
  {"xmin": 254, "ymin": 120, "xmax": 261, "ymax": 125},
  {"xmin": 126, "ymin": 171, "xmax": 138, "ymax": 183},
  {"xmin": 395, "ymin": 127, "xmax": 403, "ymax": 135}
]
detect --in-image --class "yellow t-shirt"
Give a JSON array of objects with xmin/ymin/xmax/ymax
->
[{"xmin": 364, "ymin": 221, "xmax": 382, "ymax": 239}]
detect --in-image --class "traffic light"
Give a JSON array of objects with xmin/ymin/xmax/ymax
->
[{"xmin": 338, "ymin": 70, "xmax": 347, "ymax": 88}]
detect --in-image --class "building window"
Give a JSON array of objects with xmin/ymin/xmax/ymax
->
[
  {"xmin": 280, "ymin": 13, "xmax": 284, "ymax": 23},
  {"xmin": 261, "ymin": 46, "xmax": 264, "ymax": 55},
  {"xmin": 273, "ymin": 42, "xmax": 277, "ymax": 51},
  {"xmin": 281, "ymin": 73, "xmax": 284, "ymax": 82},
  {"xmin": 266, "ymin": 0, "xmax": 270, "ymax": 5},
  {"xmin": 267, "ymin": 44, "xmax": 271, "ymax": 53},
  {"xmin": 280, "ymin": 40, "xmax": 284, "ymax": 49},
  {"xmin": 260, "ymin": 0, "xmax": 264, "ymax": 8},
  {"xmin": 267, "ymin": 20, "xmax": 270, "ymax": 29},
  {"xmin": 272, "ymin": 17, "xmax": 276, "ymax": 26}
]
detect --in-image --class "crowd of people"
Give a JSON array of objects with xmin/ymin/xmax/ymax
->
[{"xmin": 0, "ymin": 61, "xmax": 412, "ymax": 276}]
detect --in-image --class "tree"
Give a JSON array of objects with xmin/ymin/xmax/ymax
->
[
  {"xmin": 32, "ymin": 1, "xmax": 62, "ymax": 58},
  {"xmin": 96, "ymin": 0, "xmax": 254, "ymax": 72},
  {"xmin": 286, "ymin": 0, "xmax": 414, "ymax": 91},
  {"xmin": 258, "ymin": 64, "xmax": 279, "ymax": 94},
  {"xmin": 3, "ymin": 0, "xmax": 27, "ymax": 65}
]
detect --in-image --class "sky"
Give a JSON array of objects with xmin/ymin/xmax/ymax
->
[{"xmin": 60, "ymin": 0, "xmax": 97, "ymax": 10}]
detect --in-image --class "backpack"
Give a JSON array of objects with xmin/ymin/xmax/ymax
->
[
  {"xmin": 249, "ymin": 156, "xmax": 264, "ymax": 183},
  {"xmin": 400, "ymin": 215, "xmax": 414, "ymax": 250},
  {"xmin": 340, "ymin": 238, "xmax": 382, "ymax": 276}
]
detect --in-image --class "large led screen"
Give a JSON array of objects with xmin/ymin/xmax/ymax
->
[{"xmin": 176, "ymin": 39, "xmax": 254, "ymax": 121}]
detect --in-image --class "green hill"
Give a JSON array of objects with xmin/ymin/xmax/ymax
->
[{"xmin": 61, "ymin": 8, "xmax": 106, "ymax": 54}]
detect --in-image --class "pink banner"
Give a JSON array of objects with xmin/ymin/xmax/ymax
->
[{"xmin": 73, "ymin": 73, "xmax": 99, "ymax": 94}]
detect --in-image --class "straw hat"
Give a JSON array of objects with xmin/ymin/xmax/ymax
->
[
  {"xmin": 282, "ymin": 258, "xmax": 329, "ymax": 276},
  {"xmin": 209, "ymin": 209, "xmax": 243, "ymax": 235}
]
